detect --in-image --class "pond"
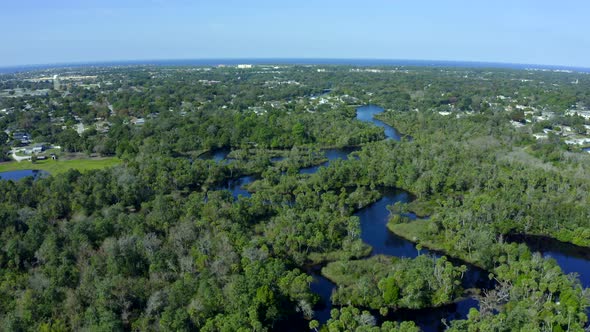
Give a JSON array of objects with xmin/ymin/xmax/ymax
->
[
  {"xmin": 0, "ymin": 169, "xmax": 49, "ymax": 181},
  {"xmin": 216, "ymin": 175, "xmax": 256, "ymax": 200}
]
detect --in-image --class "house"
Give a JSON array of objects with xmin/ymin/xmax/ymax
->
[
  {"xmin": 32, "ymin": 143, "xmax": 46, "ymax": 153},
  {"xmin": 23, "ymin": 143, "xmax": 47, "ymax": 155},
  {"xmin": 131, "ymin": 118, "xmax": 145, "ymax": 125},
  {"xmin": 13, "ymin": 132, "xmax": 31, "ymax": 144}
]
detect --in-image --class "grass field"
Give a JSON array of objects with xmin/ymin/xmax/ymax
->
[{"xmin": 0, "ymin": 157, "xmax": 122, "ymax": 175}]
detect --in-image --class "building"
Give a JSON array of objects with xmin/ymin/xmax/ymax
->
[
  {"xmin": 12, "ymin": 132, "xmax": 31, "ymax": 144},
  {"xmin": 32, "ymin": 143, "xmax": 46, "ymax": 153},
  {"xmin": 53, "ymin": 75, "xmax": 61, "ymax": 91},
  {"xmin": 131, "ymin": 118, "xmax": 145, "ymax": 125},
  {"xmin": 237, "ymin": 64, "xmax": 253, "ymax": 69},
  {"xmin": 24, "ymin": 143, "xmax": 46, "ymax": 155}
]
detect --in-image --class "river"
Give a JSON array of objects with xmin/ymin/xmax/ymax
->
[
  {"xmin": 309, "ymin": 189, "xmax": 492, "ymax": 331},
  {"xmin": 356, "ymin": 105, "xmax": 401, "ymax": 141},
  {"xmin": 203, "ymin": 105, "xmax": 590, "ymax": 331},
  {"xmin": 204, "ymin": 105, "xmax": 491, "ymax": 331}
]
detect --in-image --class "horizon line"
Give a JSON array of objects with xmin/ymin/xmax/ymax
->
[{"xmin": 1, "ymin": 57, "xmax": 590, "ymax": 73}]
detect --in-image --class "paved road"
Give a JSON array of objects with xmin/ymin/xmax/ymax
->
[{"xmin": 11, "ymin": 150, "xmax": 31, "ymax": 162}]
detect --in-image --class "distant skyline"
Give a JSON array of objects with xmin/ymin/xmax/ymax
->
[{"xmin": 1, "ymin": 0, "xmax": 589, "ymax": 68}]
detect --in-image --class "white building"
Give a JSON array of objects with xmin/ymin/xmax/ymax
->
[
  {"xmin": 131, "ymin": 118, "xmax": 145, "ymax": 125},
  {"xmin": 53, "ymin": 75, "xmax": 61, "ymax": 90}
]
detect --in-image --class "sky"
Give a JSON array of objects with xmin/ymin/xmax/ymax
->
[{"xmin": 0, "ymin": 0, "xmax": 589, "ymax": 68}]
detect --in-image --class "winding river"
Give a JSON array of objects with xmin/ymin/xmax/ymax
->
[
  {"xmin": 356, "ymin": 105, "xmax": 402, "ymax": 141},
  {"xmin": 310, "ymin": 188, "xmax": 493, "ymax": 331},
  {"xmin": 206, "ymin": 105, "xmax": 493, "ymax": 331},
  {"xmin": 303, "ymin": 106, "xmax": 494, "ymax": 330},
  {"xmin": 205, "ymin": 105, "xmax": 590, "ymax": 331}
]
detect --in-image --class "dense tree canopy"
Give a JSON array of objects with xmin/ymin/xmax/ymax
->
[{"xmin": 1, "ymin": 64, "xmax": 590, "ymax": 331}]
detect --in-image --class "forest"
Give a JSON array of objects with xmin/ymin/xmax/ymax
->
[{"xmin": 1, "ymin": 64, "xmax": 590, "ymax": 331}]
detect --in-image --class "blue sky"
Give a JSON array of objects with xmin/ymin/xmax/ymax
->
[{"xmin": 1, "ymin": 0, "xmax": 589, "ymax": 67}]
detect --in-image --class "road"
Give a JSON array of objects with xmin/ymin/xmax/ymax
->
[{"xmin": 10, "ymin": 150, "xmax": 31, "ymax": 162}]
